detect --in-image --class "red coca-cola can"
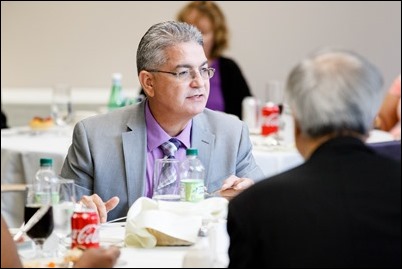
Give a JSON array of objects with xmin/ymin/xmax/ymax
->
[
  {"xmin": 71, "ymin": 209, "xmax": 100, "ymax": 249},
  {"xmin": 261, "ymin": 103, "xmax": 280, "ymax": 136}
]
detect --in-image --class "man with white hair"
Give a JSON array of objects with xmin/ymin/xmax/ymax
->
[{"xmin": 227, "ymin": 48, "xmax": 401, "ymax": 268}]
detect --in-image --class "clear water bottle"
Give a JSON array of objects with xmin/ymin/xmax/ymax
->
[
  {"xmin": 34, "ymin": 158, "xmax": 58, "ymax": 204},
  {"xmin": 180, "ymin": 148, "xmax": 205, "ymax": 202},
  {"xmin": 107, "ymin": 73, "xmax": 124, "ymax": 111}
]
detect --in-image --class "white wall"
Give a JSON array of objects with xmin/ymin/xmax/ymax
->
[{"xmin": 1, "ymin": 1, "xmax": 401, "ymax": 103}]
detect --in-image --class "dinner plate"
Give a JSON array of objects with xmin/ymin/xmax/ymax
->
[{"xmin": 22, "ymin": 257, "xmax": 66, "ymax": 268}]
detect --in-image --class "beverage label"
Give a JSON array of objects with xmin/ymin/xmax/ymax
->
[
  {"xmin": 180, "ymin": 179, "xmax": 204, "ymax": 202},
  {"xmin": 51, "ymin": 192, "xmax": 60, "ymax": 204},
  {"xmin": 71, "ymin": 210, "xmax": 100, "ymax": 249},
  {"xmin": 34, "ymin": 192, "xmax": 51, "ymax": 204},
  {"xmin": 261, "ymin": 104, "xmax": 280, "ymax": 136}
]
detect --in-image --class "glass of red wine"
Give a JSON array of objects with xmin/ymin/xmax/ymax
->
[{"xmin": 24, "ymin": 184, "xmax": 54, "ymax": 258}]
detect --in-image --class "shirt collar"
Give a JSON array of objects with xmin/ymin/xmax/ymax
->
[{"xmin": 145, "ymin": 100, "xmax": 192, "ymax": 152}]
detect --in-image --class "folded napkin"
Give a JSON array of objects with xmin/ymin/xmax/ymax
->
[{"xmin": 124, "ymin": 197, "xmax": 228, "ymax": 248}]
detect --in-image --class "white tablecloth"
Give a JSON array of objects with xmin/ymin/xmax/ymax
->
[
  {"xmin": 253, "ymin": 148, "xmax": 303, "ymax": 179},
  {"xmin": 250, "ymin": 129, "xmax": 395, "ymax": 179}
]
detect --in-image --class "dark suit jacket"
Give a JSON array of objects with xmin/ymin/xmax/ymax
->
[
  {"xmin": 139, "ymin": 57, "xmax": 251, "ymax": 119},
  {"xmin": 228, "ymin": 137, "xmax": 401, "ymax": 268}
]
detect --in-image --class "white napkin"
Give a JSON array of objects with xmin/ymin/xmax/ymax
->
[{"xmin": 124, "ymin": 197, "xmax": 228, "ymax": 248}]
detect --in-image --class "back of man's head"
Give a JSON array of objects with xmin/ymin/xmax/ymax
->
[{"xmin": 286, "ymin": 48, "xmax": 384, "ymax": 138}]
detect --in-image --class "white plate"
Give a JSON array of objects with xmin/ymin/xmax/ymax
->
[{"xmin": 22, "ymin": 257, "xmax": 66, "ymax": 268}]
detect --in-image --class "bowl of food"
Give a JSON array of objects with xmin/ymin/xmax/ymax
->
[{"xmin": 29, "ymin": 116, "xmax": 54, "ymax": 131}]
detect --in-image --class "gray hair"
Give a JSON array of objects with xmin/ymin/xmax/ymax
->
[
  {"xmin": 285, "ymin": 48, "xmax": 384, "ymax": 138},
  {"xmin": 136, "ymin": 21, "xmax": 204, "ymax": 74}
]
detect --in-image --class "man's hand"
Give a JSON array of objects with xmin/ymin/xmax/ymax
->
[
  {"xmin": 80, "ymin": 194, "xmax": 120, "ymax": 223},
  {"xmin": 218, "ymin": 175, "xmax": 254, "ymax": 200}
]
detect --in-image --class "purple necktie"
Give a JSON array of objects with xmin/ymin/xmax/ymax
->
[{"xmin": 158, "ymin": 138, "xmax": 181, "ymax": 188}]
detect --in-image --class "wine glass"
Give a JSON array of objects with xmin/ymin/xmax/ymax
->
[
  {"xmin": 264, "ymin": 80, "xmax": 284, "ymax": 111},
  {"xmin": 24, "ymin": 184, "xmax": 54, "ymax": 258},
  {"xmin": 52, "ymin": 178, "xmax": 76, "ymax": 257},
  {"xmin": 51, "ymin": 83, "xmax": 73, "ymax": 132}
]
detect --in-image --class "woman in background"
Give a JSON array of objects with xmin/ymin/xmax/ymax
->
[
  {"xmin": 376, "ymin": 74, "xmax": 401, "ymax": 140},
  {"xmin": 177, "ymin": 1, "xmax": 252, "ymax": 119}
]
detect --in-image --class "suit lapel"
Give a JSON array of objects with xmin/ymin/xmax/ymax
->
[
  {"xmin": 122, "ymin": 102, "xmax": 147, "ymax": 206},
  {"xmin": 192, "ymin": 115, "xmax": 215, "ymax": 189}
]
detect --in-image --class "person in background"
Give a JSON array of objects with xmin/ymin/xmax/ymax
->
[
  {"xmin": 177, "ymin": 1, "xmax": 252, "ymax": 119},
  {"xmin": 1, "ymin": 215, "xmax": 120, "ymax": 268},
  {"xmin": 61, "ymin": 21, "xmax": 263, "ymax": 223},
  {"xmin": 227, "ymin": 48, "xmax": 401, "ymax": 268},
  {"xmin": 375, "ymin": 74, "xmax": 401, "ymax": 140}
]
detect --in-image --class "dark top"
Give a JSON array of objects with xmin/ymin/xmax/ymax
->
[
  {"xmin": 1, "ymin": 110, "xmax": 7, "ymax": 129},
  {"xmin": 217, "ymin": 57, "xmax": 252, "ymax": 119},
  {"xmin": 228, "ymin": 136, "xmax": 401, "ymax": 268},
  {"xmin": 139, "ymin": 56, "xmax": 252, "ymax": 119}
]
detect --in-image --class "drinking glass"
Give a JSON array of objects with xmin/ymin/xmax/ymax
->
[
  {"xmin": 24, "ymin": 184, "xmax": 54, "ymax": 258},
  {"xmin": 152, "ymin": 159, "xmax": 181, "ymax": 201},
  {"xmin": 265, "ymin": 80, "xmax": 284, "ymax": 111},
  {"xmin": 52, "ymin": 178, "xmax": 76, "ymax": 256},
  {"xmin": 51, "ymin": 83, "xmax": 73, "ymax": 127}
]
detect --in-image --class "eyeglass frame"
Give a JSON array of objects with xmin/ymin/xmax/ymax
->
[{"xmin": 146, "ymin": 67, "xmax": 215, "ymax": 81}]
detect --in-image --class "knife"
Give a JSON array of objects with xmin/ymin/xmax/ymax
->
[{"xmin": 13, "ymin": 204, "xmax": 51, "ymax": 242}]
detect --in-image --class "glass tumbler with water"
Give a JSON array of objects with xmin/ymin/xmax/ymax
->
[
  {"xmin": 52, "ymin": 178, "xmax": 76, "ymax": 256},
  {"xmin": 152, "ymin": 158, "xmax": 181, "ymax": 201}
]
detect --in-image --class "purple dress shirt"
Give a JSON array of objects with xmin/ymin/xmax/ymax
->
[{"xmin": 144, "ymin": 101, "xmax": 192, "ymax": 197}]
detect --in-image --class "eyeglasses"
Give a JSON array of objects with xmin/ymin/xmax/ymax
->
[{"xmin": 147, "ymin": 67, "xmax": 215, "ymax": 81}]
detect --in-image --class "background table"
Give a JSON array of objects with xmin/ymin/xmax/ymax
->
[{"xmin": 1, "ymin": 127, "xmax": 72, "ymax": 227}]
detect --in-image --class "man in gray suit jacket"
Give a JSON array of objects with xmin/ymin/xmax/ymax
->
[{"xmin": 61, "ymin": 21, "xmax": 263, "ymax": 222}]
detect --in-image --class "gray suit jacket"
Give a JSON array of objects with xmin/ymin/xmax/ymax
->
[{"xmin": 61, "ymin": 100, "xmax": 264, "ymax": 219}]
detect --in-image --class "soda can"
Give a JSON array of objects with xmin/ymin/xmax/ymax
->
[
  {"xmin": 242, "ymin": 96, "xmax": 259, "ymax": 130},
  {"xmin": 71, "ymin": 209, "xmax": 100, "ymax": 249},
  {"xmin": 261, "ymin": 103, "xmax": 280, "ymax": 136}
]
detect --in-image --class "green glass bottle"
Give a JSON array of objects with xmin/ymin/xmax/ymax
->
[{"xmin": 107, "ymin": 73, "xmax": 124, "ymax": 111}]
